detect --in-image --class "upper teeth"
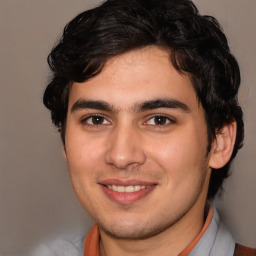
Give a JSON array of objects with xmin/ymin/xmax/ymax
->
[{"xmin": 107, "ymin": 185, "xmax": 150, "ymax": 193}]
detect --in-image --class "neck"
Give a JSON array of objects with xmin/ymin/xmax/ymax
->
[{"xmin": 99, "ymin": 201, "xmax": 210, "ymax": 256}]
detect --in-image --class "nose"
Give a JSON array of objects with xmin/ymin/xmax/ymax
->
[{"xmin": 105, "ymin": 124, "xmax": 146, "ymax": 170}]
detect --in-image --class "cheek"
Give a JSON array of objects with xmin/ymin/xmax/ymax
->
[
  {"xmin": 65, "ymin": 135, "xmax": 105, "ymax": 205},
  {"xmin": 66, "ymin": 132, "xmax": 105, "ymax": 167},
  {"xmin": 145, "ymin": 127, "xmax": 208, "ymax": 177},
  {"xmin": 65, "ymin": 136, "xmax": 107, "ymax": 198}
]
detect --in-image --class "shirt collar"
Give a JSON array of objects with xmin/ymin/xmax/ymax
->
[{"xmin": 83, "ymin": 204, "xmax": 218, "ymax": 256}]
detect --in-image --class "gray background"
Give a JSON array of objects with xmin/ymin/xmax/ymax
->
[{"xmin": 0, "ymin": 0, "xmax": 255, "ymax": 255}]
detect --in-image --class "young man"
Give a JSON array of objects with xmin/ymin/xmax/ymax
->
[{"xmin": 40, "ymin": 0, "xmax": 255, "ymax": 255}]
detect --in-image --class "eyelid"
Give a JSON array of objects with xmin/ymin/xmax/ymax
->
[
  {"xmin": 81, "ymin": 114, "xmax": 111, "ymax": 126},
  {"xmin": 144, "ymin": 114, "xmax": 176, "ymax": 126}
]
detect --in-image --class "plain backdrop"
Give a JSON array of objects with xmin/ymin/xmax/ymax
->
[{"xmin": 0, "ymin": 0, "xmax": 255, "ymax": 255}]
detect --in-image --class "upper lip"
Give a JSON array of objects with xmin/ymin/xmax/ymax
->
[{"xmin": 99, "ymin": 179, "xmax": 157, "ymax": 186}]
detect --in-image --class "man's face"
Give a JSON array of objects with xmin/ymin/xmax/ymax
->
[{"xmin": 64, "ymin": 46, "xmax": 212, "ymax": 239}]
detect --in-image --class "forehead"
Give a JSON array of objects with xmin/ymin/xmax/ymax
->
[{"xmin": 68, "ymin": 46, "xmax": 199, "ymax": 111}]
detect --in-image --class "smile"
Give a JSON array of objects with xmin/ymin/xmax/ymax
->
[
  {"xmin": 100, "ymin": 180, "xmax": 157, "ymax": 204},
  {"xmin": 106, "ymin": 185, "xmax": 151, "ymax": 193}
]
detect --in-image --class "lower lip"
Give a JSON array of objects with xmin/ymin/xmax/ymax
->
[{"xmin": 100, "ymin": 185, "xmax": 156, "ymax": 204}]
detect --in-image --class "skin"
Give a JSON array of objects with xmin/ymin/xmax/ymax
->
[{"xmin": 64, "ymin": 46, "xmax": 234, "ymax": 256}]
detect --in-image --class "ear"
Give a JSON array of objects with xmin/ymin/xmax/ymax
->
[{"xmin": 209, "ymin": 122, "xmax": 237, "ymax": 169}]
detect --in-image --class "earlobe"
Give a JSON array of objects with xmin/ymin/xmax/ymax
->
[{"xmin": 209, "ymin": 122, "xmax": 237, "ymax": 169}]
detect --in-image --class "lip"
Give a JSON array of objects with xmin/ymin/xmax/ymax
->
[
  {"xmin": 99, "ymin": 179, "xmax": 156, "ymax": 186},
  {"xmin": 99, "ymin": 179, "xmax": 157, "ymax": 204}
]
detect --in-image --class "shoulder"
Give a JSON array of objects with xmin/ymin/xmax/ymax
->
[
  {"xmin": 234, "ymin": 243, "xmax": 256, "ymax": 256},
  {"xmin": 29, "ymin": 232, "xmax": 85, "ymax": 256}
]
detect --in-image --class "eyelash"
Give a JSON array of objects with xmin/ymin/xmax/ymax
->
[
  {"xmin": 81, "ymin": 114, "xmax": 175, "ymax": 128},
  {"xmin": 81, "ymin": 114, "xmax": 111, "ymax": 127},
  {"xmin": 145, "ymin": 115, "xmax": 176, "ymax": 127}
]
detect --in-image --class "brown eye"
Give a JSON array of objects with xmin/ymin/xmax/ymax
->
[
  {"xmin": 154, "ymin": 116, "xmax": 168, "ymax": 125},
  {"xmin": 146, "ymin": 115, "xmax": 174, "ymax": 126},
  {"xmin": 83, "ymin": 115, "xmax": 110, "ymax": 125},
  {"xmin": 91, "ymin": 116, "xmax": 104, "ymax": 125}
]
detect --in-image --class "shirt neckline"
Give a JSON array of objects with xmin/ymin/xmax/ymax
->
[{"xmin": 83, "ymin": 204, "xmax": 214, "ymax": 256}]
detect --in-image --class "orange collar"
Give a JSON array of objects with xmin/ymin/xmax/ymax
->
[{"xmin": 83, "ymin": 206, "xmax": 213, "ymax": 256}]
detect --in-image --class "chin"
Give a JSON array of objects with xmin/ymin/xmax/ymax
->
[{"xmin": 97, "ymin": 217, "xmax": 176, "ymax": 240}]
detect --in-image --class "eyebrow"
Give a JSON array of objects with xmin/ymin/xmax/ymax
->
[
  {"xmin": 137, "ymin": 99, "xmax": 190, "ymax": 112},
  {"xmin": 71, "ymin": 99, "xmax": 116, "ymax": 113},
  {"xmin": 71, "ymin": 98, "xmax": 190, "ymax": 113}
]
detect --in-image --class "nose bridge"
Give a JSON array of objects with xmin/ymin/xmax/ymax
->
[{"xmin": 105, "ymin": 122, "xmax": 146, "ymax": 169}]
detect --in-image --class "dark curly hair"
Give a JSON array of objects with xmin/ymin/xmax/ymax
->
[{"xmin": 43, "ymin": 0, "xmax": 244, "ymax": 199}]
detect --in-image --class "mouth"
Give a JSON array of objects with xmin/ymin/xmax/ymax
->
[
  {"xmin": 106, "ymin": 184, "xmax": 152, "ymax": 193},
  {"xmin": 99, "ymin": 179, "xmax": 157, "ymax": 204}
]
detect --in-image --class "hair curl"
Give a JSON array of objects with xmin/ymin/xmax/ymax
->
[{"xmin": 43, "ymin": 0, "xmax": 244, "ymax": 199}]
